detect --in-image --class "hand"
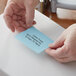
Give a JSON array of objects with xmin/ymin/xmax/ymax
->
[
  {"xmin": 45, "ymin": 24, "xmax": 76, "ymax": 63},
  {"xmin": 3, "ymin": 0, "xmax": 39, "ymax": 32}
]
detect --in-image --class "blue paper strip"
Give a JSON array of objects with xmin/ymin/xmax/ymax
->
[{"xmin": 16, "ymin": 26, "xmax": 54, "ymax": 53}]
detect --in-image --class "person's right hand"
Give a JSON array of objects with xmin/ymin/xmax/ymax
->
[
  {"xmin": 45, "ymin": 24, "xmax": 76, "ymax": 63},
  {"xmin": 3, "ymin": 0, "xmax": 39, "ymax": 32}
]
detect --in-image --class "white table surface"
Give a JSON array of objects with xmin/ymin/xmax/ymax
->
[{"xmin": 0, "ymin": 10, "xmax": 76, "ymax": 76}]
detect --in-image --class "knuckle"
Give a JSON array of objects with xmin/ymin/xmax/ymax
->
[
  {"xmin": 63, "ymin": 45, "xmax": 70, "ymax": 56},
  {"xmin": 55, "ymin": 51, "xmax": 64, "ymax": 58},
  {"xmin": 53, "ymin": 53, "xmax": 59, "ymax": 58}
]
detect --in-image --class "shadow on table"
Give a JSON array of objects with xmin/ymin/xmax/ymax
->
[{"xmin": 0, "ymin": 69, "xmax": 9, "ymax": 76}]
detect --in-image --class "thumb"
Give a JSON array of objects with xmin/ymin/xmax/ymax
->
[
  {"xmin": 45, "ymin": 45, "xmax": 68, "ymax": 59},
  {"xmin": 50, "ymin": 34, "xmax": 65, "ymax": 49},
  {"xmin": 25, "ymin": 6, "xmax": 35, "ymax": 27}
]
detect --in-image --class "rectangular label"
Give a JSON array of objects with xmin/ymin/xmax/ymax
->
[{"xmin": 16, "ymin": 26, "xmax": 54, "ymax": 53}]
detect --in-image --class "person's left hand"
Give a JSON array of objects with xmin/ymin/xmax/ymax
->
[
  {"xmin": 45, "ymin": 24, "xmax": 76, "ymax": 63},
  {"xmin": 3, "ymin": 0, "xmax": 39, "ymax": 32}
]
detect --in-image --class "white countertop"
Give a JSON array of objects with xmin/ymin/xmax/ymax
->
[{"xmin": 0, "ymin": 10, "xmax": 76, "ymax": 76}]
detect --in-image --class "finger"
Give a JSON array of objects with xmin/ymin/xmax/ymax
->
[
  {"xmin": 45, "ymin": 45, "xmax": 68, "ymax": 59},
  {"xmin": 25, "ymin": 6, "xmax": 35, "ymax": 27},
  {"xmin": 49, "ymin": 34, "xmax": 65, "ymax": 49},
  {"xmin": 4, "ymin": 2, "xmax": 13, "ymax": 16},
  {"xmin": 33, "ymin": 21, "xmax": 36, "ymax": 25},
  {"xmin": 3, "ymin": 3, "xmax": 15, "ymax": 32},
  {"xmin": 13, "ymin": 17, "xmax": 28, "ymax": 28},
  {"xmin": 27, "ymin": 21, "xmax": 36, "ymax": 28},
  {"xmin": 13, "ymin": 21, "xmax": 20, "ymax": 28},
  {"xmin": 45, "ymin": 48, "xmax": 72, "ymax": 63},
  {"xmin": 16, "ymin": 26, "xmax": 27, "ymax": 32},
  {"xmin": 13, "ymin": 21, "xmax": 27, "ymax": 32},
  {"xmin": 55, "ymin": 57, "xmax": 73, "ymax": 63},
  {"xmin": 3, "ymin": 15, "xmax": 15, "ymax": 32}
]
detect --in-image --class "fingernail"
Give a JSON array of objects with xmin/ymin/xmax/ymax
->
[
  {"xmin": 33, "ymin": 21, "xmax": 36, "ymax": 25},
  {"xmin": 11, "ymin": 27, "xmax": 15, "ymax": 32}
]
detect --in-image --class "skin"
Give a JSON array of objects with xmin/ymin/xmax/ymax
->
[
  {"xmin": 45, "ymin": 24, "xmax": 76, "ymax": 63},
  {"xmin": 3, "ymin": 0, "xmax": 39, "ymax": 32},
  {"xmin": 4, "ymin": 0, "xmax": 76, "ymax": 63}
]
